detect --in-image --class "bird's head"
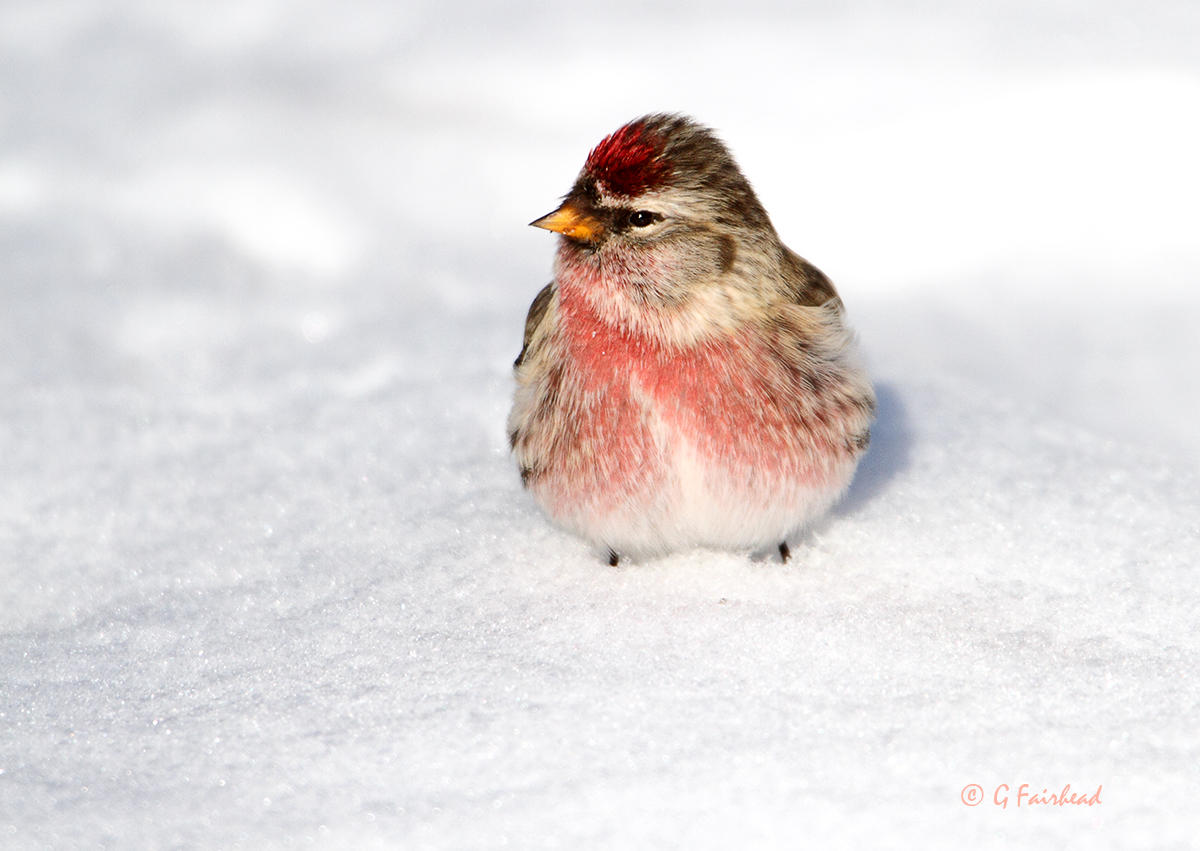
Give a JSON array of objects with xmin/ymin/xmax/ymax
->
[{"xmin": 530, "ymin": 114, "xmax": 774, "ymax": 257}]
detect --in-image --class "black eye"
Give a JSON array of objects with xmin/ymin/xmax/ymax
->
[{"xmin": 628, "ymin": 210, "xmax": 656, "ymax": 228}]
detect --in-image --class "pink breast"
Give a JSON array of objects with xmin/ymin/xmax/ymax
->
[{"xmin": 553, "ymin": 283, "xmax": 841, "ymax": 519}]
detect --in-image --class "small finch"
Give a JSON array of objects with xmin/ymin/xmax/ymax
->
[{"xmin": 508, "ymin": 114, "xmax": 874, "ymax": 565}]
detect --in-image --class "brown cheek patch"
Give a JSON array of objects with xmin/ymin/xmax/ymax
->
[
  {"xmin": 585, "ymin": 120, "xmax": 670, "ymax": 198},
  {"xmin": 717, "ymin": 235, "xmax": 737, "ymax": 274}
]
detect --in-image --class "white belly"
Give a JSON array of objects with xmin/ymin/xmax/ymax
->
[{"xmin": 558, "ymin": 399, "xmax": 858, "ymax": 560}]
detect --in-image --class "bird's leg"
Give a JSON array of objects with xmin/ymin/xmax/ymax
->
[
  {"xmin": 778, "ymin": 541, "xmax": 791, "ymax": 563},
  {"xmin": 608, "ymin": 549, "xmax": 620, "ymax": 567}
]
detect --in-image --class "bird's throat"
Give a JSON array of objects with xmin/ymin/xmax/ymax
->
[{"xmin": 555, "ymin": 241, "xmax": 740, "ymax": 352}]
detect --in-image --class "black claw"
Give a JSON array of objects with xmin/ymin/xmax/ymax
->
[
  {"xmin": 778, "ymin": 541, "xmax": 791, "ymax": 563},
  {"xmin": 608, "ymin": 549, "xmax": 620, "ymax": 567}
]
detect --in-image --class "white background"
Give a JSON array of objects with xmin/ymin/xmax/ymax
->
[{"xmin": 2, "ymin": 1, "xmax": 1198, "ymax": 848}]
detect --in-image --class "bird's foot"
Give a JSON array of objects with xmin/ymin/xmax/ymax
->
[
  {"xmin": 778, "ymin": 541, "xmax": 791, "ymax": 563},
  {"xmin": 608, "ymin": 549, "xmax": 620, "ymax": 567}
]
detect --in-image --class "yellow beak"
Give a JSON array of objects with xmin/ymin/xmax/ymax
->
[{"xmin": 529, "ymin": 200, "xmax": 604, "ymax": 243}]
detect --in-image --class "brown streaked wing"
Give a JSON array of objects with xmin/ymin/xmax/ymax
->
[
  {"xmin": 514, "ymin": 282, "xmax": 555, "ymax": 368},
  {"xmin": 780, "ymin": 247, "xmax": 840, "ymax": 308}
]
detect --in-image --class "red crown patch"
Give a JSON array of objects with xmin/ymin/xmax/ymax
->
[{"xmin": 584, "ymin": 120, "xmax": 670, "ymax": 198}]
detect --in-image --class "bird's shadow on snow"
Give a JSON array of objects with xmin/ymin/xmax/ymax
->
[{"xmin": 834, "ymin": 381, "xmax": 911, "ymax": 515}]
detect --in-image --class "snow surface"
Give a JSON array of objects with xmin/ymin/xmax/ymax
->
[{"xmin": 3, "ymin": 1, "xmax": 1200, "ymax": 848}]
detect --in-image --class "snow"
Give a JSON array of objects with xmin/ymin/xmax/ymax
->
[{"xmin": 2, "ymin": 1, "xmax": 1199, "ymax": 848}]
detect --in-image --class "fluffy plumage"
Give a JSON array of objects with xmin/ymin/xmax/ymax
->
[{"xmin": 509, "ymin": 114, "xmax": 874, "ymax": 563}]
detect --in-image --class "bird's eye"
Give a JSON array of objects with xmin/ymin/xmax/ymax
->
[{"xmin": 628, "ymin": 210, "xmax": 656, "ymax": 228}]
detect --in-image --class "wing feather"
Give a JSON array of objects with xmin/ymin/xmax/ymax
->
[{"xmin": 514, "ymin": 282, "xmax": 555, "ymax": 368}]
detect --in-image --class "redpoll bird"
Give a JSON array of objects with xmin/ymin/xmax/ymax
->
[{"xmin": 508, "ymin": 114, "xmax": 874, "ymax": 565}]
